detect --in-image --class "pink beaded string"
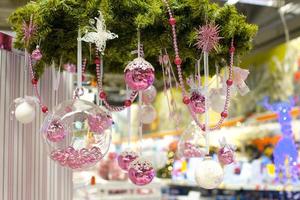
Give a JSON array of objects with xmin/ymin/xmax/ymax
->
[
  {"xmin": 162, "ymin": 0, "xmax": 234, "ymax": 132},
  {"xmin": 94, "ymin": 50, "xmax": 138, "ymax": 112}
]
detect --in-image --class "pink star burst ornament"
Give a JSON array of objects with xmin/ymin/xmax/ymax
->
[
  {"xmin": 22, "ymin": 15, "xmax": 36, "ymax": 44},
  {"xmin": 196, "ymin": 23, "xmax": 222, "ymax": 53}
]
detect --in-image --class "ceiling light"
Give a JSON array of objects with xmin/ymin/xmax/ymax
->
[
  {"xmin": 224, "ymin": 0, "xmax": 281, "ymax": 7},
  {"xmin": 226, "ymin": 0, "xmax": 240, "ymax": 5}
]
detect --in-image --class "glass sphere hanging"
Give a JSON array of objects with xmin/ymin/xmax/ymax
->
[
  {"xmin": 140, "ymin": 105, "xmax": 157, "ymax": 124},
  {"xmin": 124, "ymin": 57, "xmax": 155, "ymax": 91},
  {"xmin": 128, "ymin": 158, "xmax": 155, "ymax": 186},
  {"xmin": 142, "ymin": 85, "xmax": 157, "ymax": 104},
  {"xmin": 178, "ymin": 122, "xmax": 207, "ymax": 158},
  {"xmin": 41, "ymin": 99, "xmax": 112, "ymax": 169},
  {"xmin": 195, "ymin": 157, "xmax": 224, "ymax": 189},
  {"xmin": 189, "ymin": 91, "xmax": 206, "ymax": 114}
]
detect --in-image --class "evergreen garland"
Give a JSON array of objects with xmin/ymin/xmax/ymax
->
[{"xmin": 9, "ymin": 0, "xmax": 257, "ymax": 77}]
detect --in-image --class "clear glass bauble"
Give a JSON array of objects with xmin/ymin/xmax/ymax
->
[
  {"xmin": 41, "ymin": 99, "xmax": 112, "ymax": 170},
  {"xmin": 178, "ymin": 122, "xmax": 207, "ymax": 158}
]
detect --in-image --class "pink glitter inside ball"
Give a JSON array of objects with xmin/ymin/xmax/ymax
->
[
  {"xmin": 181, "ymin": 142, "xmax": 206, "ymax": 158},
  {"xmin": 46, "ymin": 120, "xmax": 67, "ymax": 142},
  {"xmin": 117, "ymin": 150, "xmax": 139, "ymax": 171},
  {"xmin": 124, "ymin": 57, "xmax": 155, "ymax": 91},
  {"xmin": 218, "ymin": 146, "xmax": 234, "ymax": 165},
  {"xmin": 128, "ymin": 158, "xmax": 155, "ymax": 186},
  {"xmin": 189, "ymin": 92, "xmax": 205, "ymax": 114},
  {"xmin": 87, "ymin": 114, "xmax": 113, "ymax": 134}
]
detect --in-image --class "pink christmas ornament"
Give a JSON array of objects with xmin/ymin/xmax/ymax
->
[
  {"xmin": 189, "ymin": 91, "xmax": 206, "ymax": 114},
  {"xmin": 217, "ymin": 137, "xmax": 235, "ymax": 165},
  {"xmin": 41, "ymin": 99, "xmax": 112, "ymax": 169},
  {"xmin": 128, "ymin": 158, "xmax": 155, "ymax": 186},
  {"xmin": 118, "ymin": 150, "xmax": 139, "ymax": 171},
  {"xmin": 87, "ymin": 113, "xmax": 113, "ymax": 134},
  {"xmin": 178, "ymin": 122, "xmax": 207, "ymax": 158},
  {"xmin": 124, "ymin": 57, "xmax": 155, "ymax": 91},
  {"xmin": 46, "ymin": 119, "xmax": 67, "ymax": 142},
  {"xmin": 31, "ymin": 45, "xmax": 42, "ymax": 61},
  {"xmin": 142, "ymin": 85, "xmax": 157, "ymax": 104},
  {"xmin": 195, "ymin": 23, "xmax": 222, "ymax": 53}
]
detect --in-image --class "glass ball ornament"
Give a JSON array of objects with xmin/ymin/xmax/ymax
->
[
  {"xmin": 41, "ymin": 99, "xmax": 112, "ymax": 170},
  {"xmin": 209, "ymin": 88, "xmax": 226, "ymax": 113},
  {"xmin": 178, "ymin": 122, "xmax": 207, "ymax": 158},
  {"xmin": 189, "ymin": 91, "xmax": 206, "ymax": 114},
  {"xmin": 124, "ymin": 57, "xmax": 155, "ymax": 91},
  {"xmin": 140, "ymin": 105, "xmax": 157, "ymax": 124},
  {"xmin": 117, "ymin": 150, "xmax": 139, "ymax": 171},
  {"xmin": 195, "ymin": 157, "xmax": 224, "ymax": 189},
  {"xmin": 31, "ymin": 47, "xmax": 43, "ymax": 61},
  {"xmin": 128, "ymin": 158, "xmax": 155, "ymax": 186},
  {"xmin": 11, "ymin": 96, "xmax": 37, "ymax": 124},
  {"xmin": 142, "ymin": 85, "xmax": 157, "ymax": 104}
]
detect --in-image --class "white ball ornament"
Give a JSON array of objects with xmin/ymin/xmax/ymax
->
[
  {"xmin": 15, "ymin": 101, "xmax": 36, "ymax": 124},
  {"xmin": 140, "ymin": 105, "xmax": 157, "ymax": 124},
  {"xmin": 195, "ymin": 157, "xmax": 224, "ymax": 189}
]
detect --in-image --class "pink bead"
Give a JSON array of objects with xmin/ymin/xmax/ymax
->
[
  {"xmin": 218, "ymin": 146, "xmax": 234, "ymax": 165},
  {"xmin": 226, "ymin": 79, "xmax": 233, "ymax": 86},
  {"xmin": 221, "ymin": 111, "xmax": 228, "ymax": 118},
  {"xmin": 46, "ymin": 120, "xmax": 67, "ymax": 142},
  {"xmin": 31, "ymin": 47, "xmax": 43, "ymax": 61},
  {"xmin": 169, "ymin": 17, "xmax": 176, "ymax": 25},
  {"xmin": 128, "ymin": 158, "xmax": 155, "ymax": 186},
  {"xmin": 183, "ymin": 96, "xmax": 190, "ymax": 104},
  {"xmin": 174, "ymin": 57, "xmax": 182, "ymax": 65},
  {"xmin": 117, "ymin": 150, "xmax": 139, "ymax": 171},
  {"xmin": 124, "ymin": 68, "xmax": 155, "ymax": 91},
  {"xmin": 189, "ymin": 92, "xmax": 205, "ymax": 114},
  {"xmin": 99, "ymin": 92, "xmax": 107, "ymax": 99}
]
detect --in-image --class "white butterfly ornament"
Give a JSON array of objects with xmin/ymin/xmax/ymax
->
[{"xmin": 81, "ymin": 11, "xmax": 118, "ymax": 54}]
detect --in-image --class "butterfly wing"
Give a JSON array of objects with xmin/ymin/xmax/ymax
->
[{"xmin": 81, "ymin": 32, "xmax": 98, "ymax": 43}]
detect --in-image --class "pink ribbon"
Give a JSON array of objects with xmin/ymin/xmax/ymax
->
[{"xmin": 232, "ymin": 67, "xmax": 250, "ymax": 96}]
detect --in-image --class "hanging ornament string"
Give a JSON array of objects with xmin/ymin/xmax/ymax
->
[
  {"xmin": 162, "ymin": 0, "xmax": 234, "ymax": 132},
  {"xmin": 203, "ymin": 52, "xmax": 210, "ymax": 154},
  {"xmin": 127, "ymin": 85, "xmax": 132, "ymax": 146},
  {"xmin": 138, "ymin": 91, "xmax": 143, "ymax": 154}
]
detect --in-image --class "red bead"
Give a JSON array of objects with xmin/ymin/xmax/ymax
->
[
  {"xmin": 226, "ymin": 79, "xmax": 233, "ymax": 86},
  {"xmin": 174, "ymin": 57, "xmax": 182, "ymax": 65},
  {"xmin": 99, "ymin": 91, "xmax": 107, "ymax": 99},
  {"xmin": 201, "ymin": 126, "xmax": 206, "ymax": 131},
  {"xmin": 183, "ymin": 96, "xmax": 190, "ymax": 104},
  {"xmin": 82, "ymin": 75, "xmax": 85, "ymax": 81},
  {"xmin": 229, "ymin": 46, "xmax": 235, "ymax": 53},
  {"xmin": 169, "ymin": 17, "xmax": 176, "ymax": 25},
  {"xmin": 31, "ymin": 78, "xmax": 38, "ymax": 85},
  {"xmin": 221, "ymin": 111, "xmax": 228, "ymax": 118},
  {"xmin": 42, "ymin": 106, "xmax": 48, "ymax": 113},
  {"xmin": 124, "ymin": 100, "xmax": 132, "ymax": 107},
  {"xmin": 94, "ymin": 58, "xmax": 101, "ymax": 65}
]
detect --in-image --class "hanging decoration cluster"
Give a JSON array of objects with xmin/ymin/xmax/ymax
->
[{"xmin": 8, "ymin": 0, "xmax": 257, "ymax": 188}]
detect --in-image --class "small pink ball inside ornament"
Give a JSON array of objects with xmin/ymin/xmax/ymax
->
[
  {"xmin": 142, "ymin": 85, "xmax": 157, "ymax": 104},
  {"xmin": 31, "ymin": 46, "xmax": 43, "ymax": 61},
  {"xmin": 124, "ymin": 57, "xmax": 155, "ymax": 91},
  {"xmin": 46, "ymin": 120, "xmax": 67, "ymax": 142},
  {"xmin": 87, "ymin": 114, "xmax": 113, "ymax": 134},
  {"xmin": 117, "ymin": 150, "xmax": 139, "ymax": 171},
  {"xmin": 140, "ymin": 105, "xmax": 157, "ymax": 124},
  {"xmin": 189, "ymin": 92, "xmax": 206, "ymax": 114},
  {"xmin": 178, "ymin": 122, "xmax": 207, "ymax": 158},
  {"xmin": 128, "ymin": 158, "xmax": 155, "ymax": 186}
]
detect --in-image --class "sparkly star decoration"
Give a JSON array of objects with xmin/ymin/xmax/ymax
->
[
  {"xmin": 22, "ymin": 15, "xmax": 36, "ymax": 45},
  {"xmin": 195, "ymin": 23, "xmax": 222, "ymax": 53}
]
